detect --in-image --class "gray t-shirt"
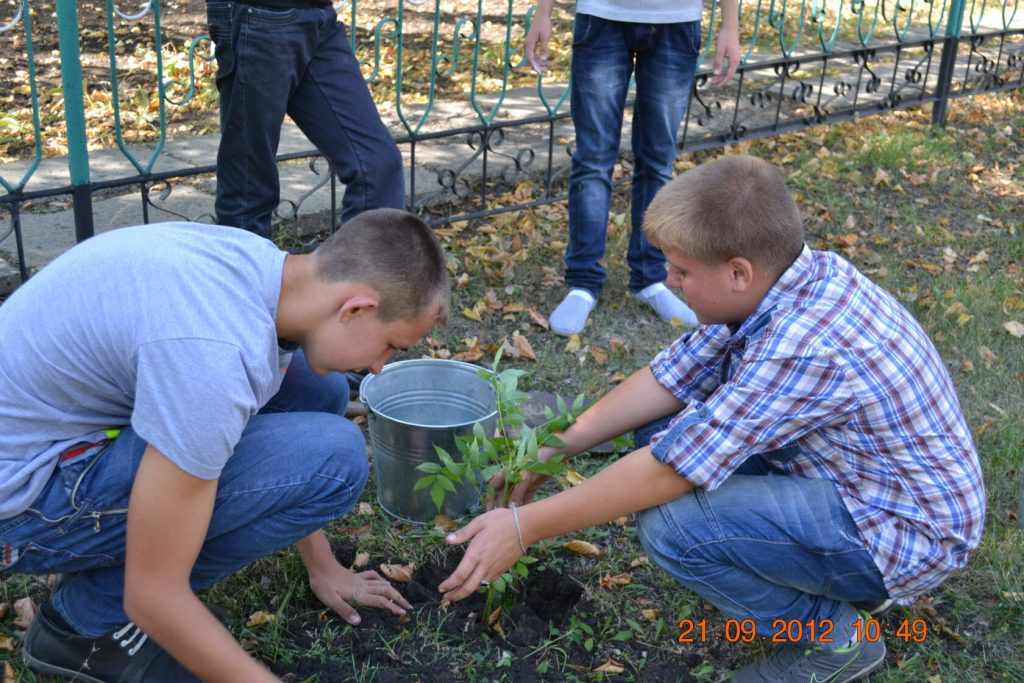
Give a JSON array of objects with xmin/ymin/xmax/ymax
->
[
  {"xmin": 577, "ymin": 0, "xmax": 703, "ymax": 24},
  {"xmin": 0, "ymin": 223, "xmax": 289, "ymax": 518}
]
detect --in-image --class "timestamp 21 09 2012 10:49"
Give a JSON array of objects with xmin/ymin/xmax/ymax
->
[{"xmin": 676, "ymin": 617, "xmax": 929, "ymax": 644}]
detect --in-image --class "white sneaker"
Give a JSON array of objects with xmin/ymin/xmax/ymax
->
[
  {"xmin": 634, "ymin": 283, "xmax": 698, "ymax": 327},
  {"xmin": 549, "ymin": 288, "xmax": 596, "ymax": 336}
]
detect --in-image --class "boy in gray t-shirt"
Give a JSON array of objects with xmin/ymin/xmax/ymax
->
[{"xmin": 0, "ymin": 209, "xmax": 450, "ymax": 682}]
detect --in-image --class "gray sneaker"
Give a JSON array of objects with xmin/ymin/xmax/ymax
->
[{"xmin": 730, "ymin": 637, "xmax": 886, "ymax": 682}]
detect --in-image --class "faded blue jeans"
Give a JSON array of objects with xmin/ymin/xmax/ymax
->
[
  {"xmin": 206, "ymin": 1, "xmax": 404, "ymax": 238},
  {"xmin": 634, "ymin": 418, "xmax": 890, "ymax": 645},
  {"xmin": 0, "ymin": 351, "xmax": 368, "ymax": 637},
  {"xmin": 566, "ymin": 15, "xmax": 701, "ymax": 295}
]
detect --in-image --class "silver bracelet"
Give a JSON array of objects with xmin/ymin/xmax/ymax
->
[{"xmin": 510, "ymin": 503, "xmax": 528, "ymax": 555}]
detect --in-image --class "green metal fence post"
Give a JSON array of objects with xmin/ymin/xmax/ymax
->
[
  {"xmin": 55, "ymin": 0, "xmax": 94, "ymax": 241},
  {"xmin": 932, "ymin": 0, "xmax": 968, "ymax": 126}
]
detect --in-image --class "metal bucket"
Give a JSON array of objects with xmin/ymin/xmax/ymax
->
[{"xmin": 359, "ymin": 359, "xmax": 497, "ymax": 524}]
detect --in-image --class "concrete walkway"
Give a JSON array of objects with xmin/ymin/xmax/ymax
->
[{"xmin": 0, "ymin": 86, "xmax": 577, "ymax": 295}]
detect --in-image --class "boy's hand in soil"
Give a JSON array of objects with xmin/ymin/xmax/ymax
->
[
  {"xmin": 298, "ymin": 530, "xmax": 412, "ymax": 624},
  {"xmin": 438, "ymin": 508, "xmax": 522, "ymax": 601}
]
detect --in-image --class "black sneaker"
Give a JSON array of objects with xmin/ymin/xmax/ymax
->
[{"xmin": 22, "ymin": 603, "xmax": 199, "ymax": 682}]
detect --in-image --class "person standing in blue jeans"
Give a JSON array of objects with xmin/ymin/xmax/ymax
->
[
  {"xmin": 439, "ymin": 157, "xmax": 984, "ymax": 683},
  {"xmin": 1, "ymin": 210, "xmax": 450, "ymax": 682},
  {"xmin": 206, "ymin": 1, "xmax": 404, "ymax": 239},
  {"xmin": 525, "ymin": 0, "xmax": 740, "ymax": 336}
]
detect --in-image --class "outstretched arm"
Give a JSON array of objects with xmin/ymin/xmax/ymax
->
[
  {"xmin": 124, "ymin": 446, "xmax": 279, "ymax": 683},
  {"xmin": 440, "ymin": 446, "xmax": 694, "ymax": 601},
  {"xmin": 712, "ymin": 0, "xmax": 741, "ymax": 86},
  {"xmin": 496, "ymin": 366, "xmax": 684, "ymax": 506}
]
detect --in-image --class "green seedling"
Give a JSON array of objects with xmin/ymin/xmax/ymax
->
[{"xmin": 415, "ymin": 348, "xmax": 586, "ymax": 625}]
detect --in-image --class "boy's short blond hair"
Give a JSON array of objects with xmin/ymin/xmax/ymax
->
[
  {"xmin": 644, "ymin": 154, "xmax": 805, "ymax": 278},
  {"xmin": 315, "ymin": 208, "xmax": 451, "ymax": 325}
]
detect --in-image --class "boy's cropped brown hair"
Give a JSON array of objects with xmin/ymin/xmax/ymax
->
[
  {"xmin": 644, "ymin": 154, "xmax": 804, "ymax": 278},
  {"xmin": 314, "ymin": 208, "xmax": 451, "ymax": 325}
]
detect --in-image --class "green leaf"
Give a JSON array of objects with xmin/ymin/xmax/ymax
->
[
  {"xmin": 571, "ymin": 393, "xmax": 586, "ymax": 414},
  {"xmin": 526, "ymin": 458, "xmax": 566, "ymax": 476},
  {"xmin": 435, "ymin": 446, "xmax": 463, "ymax": 478},
  {"xmin": 437, "ymin": 476, "xmax": 457, "ymax": 493},
  {"xmin": 417, "ymin": 461, "xmax": 443, "ymax": 474},
  {"xmin": 414, "ymin": 475, "xmax": 436, "ymax": 491},
  {"xmin": 430, "ymin": 483, "xmax": 445, "ymax": 511}
]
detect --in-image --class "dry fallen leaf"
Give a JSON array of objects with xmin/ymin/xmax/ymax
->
[
  {"xmin": 379, "ymin": 563, "xmax": 415, "ymax": 583},
  {"xmin": 978, "ymin": 345, "xmax": 998, "ymax": 364},
  {"xmin": 641, "ymin": 609, "xmax": 659, "ymax": 622},
  {"xmin": 1003, "ymin": 321, "xmax": 1024, "ymax": 338},
  {"xmin": 528, "ymin": 307, "xmax": 550, "ymax": 330},
  {"xmin": 13, "ymin": 597, "xmax": 35, "ymax": 630},
  {"xmin": 487, "ymin": 606, "xmax": 502, "ymax": 628},
  {"xmin": 3, "ymin": 661, "xmax": 15, "ymax": 683},
  {"xmin": 593, "ymin": 658, "xmax": 625, "ymax": 674},
  {"xmin": 565, "ymin": 334, "xmax": 582, "ymax": 353},
  {"xmin": 598, "ymin": 572, "xmax": 632, "ymax": 588},
  {"xmin": 1002, "ymin": 591, "xmax": 1024, "ymax": 600},
  {"xmin": 563, "ymin": 470, "xmax": 585, "ymax": 486},
  {"xmin": 589, "ymin": 347, "xmax": 608, "ymax": 365},
  {"xmin": 433, "ymin": 514, "xmax": 458, "ymax": 532},
  {"xmin": 629, "ymin": 556, "xmax": 650, "ymax": 568},
  {"xmin": 346, "ymin": 524, "xmax": 372, "ymax": 537},
  {"xmin": 357, "ymin": 502, "xmax": 374, "ymax": 516},
  {"xmin": 0, "ymin": 602, "xmax": 8, "ymax": 620},
  {"xmin": 511, "ymin": 333, "xmax": 537, "ymax": 362},
  {"xmin": 246, "ymin": 610, "xmax": 276, "ymax": 627},
  {"xmin": 562, "ymin": 540, "xmax": 605, "ymax": 557},
  {"xmin": 452, "ymin": 336, "xmax": 485, "ymax": 363},
  {"xmin": 397, "ymin": 612, "xmax": 412, "ymax": 625},
  {"xmin": 0, "ymin": 636, "xmax": 12, "ymax": 652},
  {"xmin": 352, "ymin": 552, "xmax": 370, "ymax": 569}
]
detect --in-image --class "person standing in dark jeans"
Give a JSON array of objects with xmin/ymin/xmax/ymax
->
[
  {"xmin": 206, "ymin": 0, "xmax": 404, "ymax": 239},
  {"xmin": 525, "ymin": 0, "xmax": 740, "ymax": 336}
]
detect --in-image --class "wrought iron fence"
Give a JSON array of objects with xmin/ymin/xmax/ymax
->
[{"xmin": 0, "ymin": 0, "xmax": 1022, "ymax": 287}]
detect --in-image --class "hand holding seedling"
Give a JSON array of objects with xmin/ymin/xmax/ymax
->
[
  {"xmin": 485, "ymin": 444, "xmax": 560, "ymax": 509},
  {"xmin": 439, "ymin": 507, "xmax": 524, "ymax": 601}
]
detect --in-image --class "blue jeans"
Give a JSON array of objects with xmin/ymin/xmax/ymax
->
[
  {"xmin": 566, "ymin": 16, "xmax": 701, "ymax": 295},
  {"xmin": 0, "ymin": 351, "xmax": 368, "ymax": 637},
  {"xmin": 633, "ymin": 419, "xmax": 890, "ymax": 644},
  {"xmin": 206, "ymin": 2, "xmax": 404, "ymax": 238}
]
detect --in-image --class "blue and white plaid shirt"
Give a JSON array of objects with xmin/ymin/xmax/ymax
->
[{"xmin": 649, "ymin": 246, "xmax": 985, "ymax": 602}]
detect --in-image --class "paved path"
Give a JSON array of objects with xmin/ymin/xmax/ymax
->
[{"xmin": 0, "ymin": 86, "xmax": 577, "ymax": 294}]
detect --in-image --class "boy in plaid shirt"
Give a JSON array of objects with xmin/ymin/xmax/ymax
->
[{"xmin": 440, "ymin": 154, "xmax": 984, "ymax": 682}]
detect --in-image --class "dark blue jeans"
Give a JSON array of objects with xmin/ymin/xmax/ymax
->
[
  {"xmin": 0, "ymin": 351, "xmax": 368, "ymax": 637},
  {"xmin": 633, "ymin": 418, "xmax": 890, "ymax": 644},
  {"xmin": 566, "ymin": 15, "xmax": 701, "ymax": 295},
  {"xmin": 206, "ymin": 2, "xmax": 404, "ymax": 238}
]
